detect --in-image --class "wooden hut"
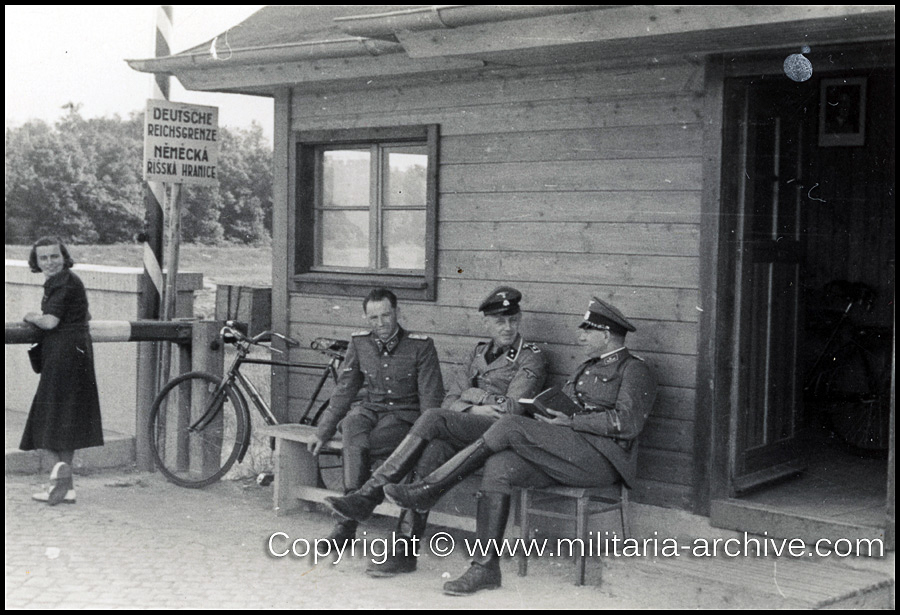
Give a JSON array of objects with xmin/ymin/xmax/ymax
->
[{"xmin": 129, "ymin": 6, "xmax": 895, "ymax": 546}]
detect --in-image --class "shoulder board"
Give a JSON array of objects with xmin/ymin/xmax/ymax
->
[
  {"xmin": 408, "ymin": 333, "xmax": 430, "ymax": 340},
  {"xmin": 522, "ymin": 342, "xmax": 542, "ymax": 353},
  {"xmin": 351, "ymin": 330, "xmax": 371, "ymax": 337}
]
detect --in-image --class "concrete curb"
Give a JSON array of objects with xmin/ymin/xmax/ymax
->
[{"xmin": 5, "ymin": 435, "xmax": 136, "ymax": 475}]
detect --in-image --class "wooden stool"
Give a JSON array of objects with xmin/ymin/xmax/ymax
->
[{"xmin": 517, "ymin": 483, "xmax": 630, "ymax": 586}]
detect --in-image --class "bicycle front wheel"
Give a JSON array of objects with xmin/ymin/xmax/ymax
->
[{"xmin": 149, "ymin": 371, "xmax": 248, "ymax": 488}]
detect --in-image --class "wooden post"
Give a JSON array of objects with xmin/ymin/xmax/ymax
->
[
  {"xmin": 190, "ymin": 321, "xmax": 224, "ymax": 477},
  {"xmin": 157, "ymin": 183, "xmax": 182, "ymax": 391}
]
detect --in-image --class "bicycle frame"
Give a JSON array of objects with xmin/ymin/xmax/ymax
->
[
  {"xmin": 150, "ymin": 323, "xmax": 348, "ymax": 487},
  {"xmin": 203, "ymin": 336, "xmax": 342, "ymax": 462},
  {"xmin": 238, "ymin": 353, "xmax": 342, "ymax": 425}
]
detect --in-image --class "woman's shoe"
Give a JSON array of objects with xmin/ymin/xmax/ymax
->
[
  {"xmin": 47, "ymin": 462, "xmax": 73, "ymax": 506},
  {"xmin": 32, "ymin": 489, "xmax": 77, "ymax": 504}
]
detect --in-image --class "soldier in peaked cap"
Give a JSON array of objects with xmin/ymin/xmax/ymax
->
[
  {"xmin": 382, "ymin": 295, "xmax": 657, "ymax": 596},
  {"xmin": 326, "ymin": 285, "xmax": 547, "ymax": 577},
  {"xmin": 313, "ymin": 288, "xmax": 445, "ymax": 546}
]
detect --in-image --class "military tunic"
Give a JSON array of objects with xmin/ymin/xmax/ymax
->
[
  {"xmin": 442, "ymin": 336, "xmax": 547, "ymax": 415},
  {"xmin": 409, "ymin": 335, "xmax": 548, "ymax": 476},
  {"xmin": 316, "ymin": 327, "xmax": 445, "ymax": 449},
  {"xmin": 479, "ymin": 347, "xmax": 656, "ymax": 490},
  {"xmin": 563, "ymin": 348, "xmax": 656, "ymax": 487}
]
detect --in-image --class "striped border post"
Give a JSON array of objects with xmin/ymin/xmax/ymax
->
[
  {"xmin": 144, "ymin": 5, "xmax": 171, "ymax": 314},
  {"xmin": 137, "ymin": 5, "xmax": 173, "ymax": 471}
]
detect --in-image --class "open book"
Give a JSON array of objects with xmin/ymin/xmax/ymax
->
[{"xmin": 518, "ymin": 386, "xmax": 583, "ymax": 419}]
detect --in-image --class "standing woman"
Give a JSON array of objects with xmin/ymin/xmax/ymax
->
[{"xmin": 20, "ymin": 237, "xmax": 103, "ymax": 505}]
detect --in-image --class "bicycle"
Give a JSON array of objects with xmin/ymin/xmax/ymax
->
[
  {"xmin": 148, "ymin": 321, "xmax": 348, "ymax": 488},
  {"xmin": 803, "ymin": 281, "xmax": 893, "ymax": 452}
]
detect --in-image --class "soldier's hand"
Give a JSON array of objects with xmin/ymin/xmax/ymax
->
[
  {"xmin": 308, "ymin": 439, "xmax": 326, "ymax": 456},
  {"xmin": 535, "ymin": 407, "xmax": 573, "ymax": 426},
  {"xmin": 468, "ymin": 405, "xmax": 502, "ymax": 418}
]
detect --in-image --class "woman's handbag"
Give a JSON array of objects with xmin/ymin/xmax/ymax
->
[{"xmin": 27, "ymin": 343, "xmax": 42, "ymax": 374}]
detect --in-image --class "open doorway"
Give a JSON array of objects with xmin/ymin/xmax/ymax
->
[{"xmin": 711, "ymin": 46, "xmax": 894, "ymax": 540}]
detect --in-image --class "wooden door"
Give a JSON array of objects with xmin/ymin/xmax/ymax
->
[{"xmin": 730, "ymin": 81, "xmax": 812, "ymax": 493}]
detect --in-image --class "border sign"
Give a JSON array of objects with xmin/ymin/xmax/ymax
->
[{"xmin": 144, "ymin": 99, "xmax": 219, "ymax": 185}]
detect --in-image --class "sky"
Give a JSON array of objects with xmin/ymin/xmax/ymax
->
[{"xmin": 5, "ymin": 5, "xmax": 274, "ymax": 145}]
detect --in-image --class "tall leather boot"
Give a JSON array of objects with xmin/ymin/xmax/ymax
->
[
  {"xmin": 383, "ymin": 438, "xmax": 493, "ymax": 512},
  {"xmin": 443, "ymin": 491, "xmax": 510, "ymax": 596},
  {"xmin": 326, "ymin": 435, "xmax": 428, "ymax": 522},
  {"xmin": 366, "ymin": 509, "xmax": 430, "ymax": 578},
  {"xmin": 324, "ymin": 447, "xmax": 369, "ymax": 544}
]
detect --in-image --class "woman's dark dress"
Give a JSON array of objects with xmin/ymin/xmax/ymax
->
[{"xmin": 19, "ymin": 269, "xmax": 104, "ymax": 451}]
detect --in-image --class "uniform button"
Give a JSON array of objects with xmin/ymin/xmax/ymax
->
[
  {"xmin": 383, "ymin": 364, "xmax": 389, "ymax": 368},
  {"xmin": 385, "ymin": 377, "xmax": 390, "ymax": 381},
  {"xmin": 388, "ymin": 389, "xmax": 393, "ymax": 393},
  {"xmin": 578, "ymin": 381, "xmax": 584, "ymax": 386},
  {"xmin": 389, "ymin": 402, "xmax": 394, "ymax": 406},
  {"xmin": 585, "ymin": 370, "xmax": 591, "ymax": 375},
  {"xmin": 602, "ymin": 378, "xmax": 608, "ymax": 382}
]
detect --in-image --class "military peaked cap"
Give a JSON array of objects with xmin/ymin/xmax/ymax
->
[
  {"xmin": 579, "ymin": 296, "xmax": 636, "ymax": 334},
  {"xmin": 479, "ymin": 286, "xmax": 522, "ymax": 316}
]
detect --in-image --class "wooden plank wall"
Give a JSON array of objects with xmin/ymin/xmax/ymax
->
[{"xmin": 285, "ymin": 59, "xmax": 706, "ymax": 510}]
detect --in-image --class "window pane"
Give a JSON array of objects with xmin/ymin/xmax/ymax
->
[
  {"xmin": 382, "ymin": 210, "xmax": 425, "ymax": 269},
  {"xmin": 320, "ymin": 210, "xmax": 369, "ymax": 267},
  {"xmin": 323, "ymin": 150, "xmax": 370, "ymax": 207},
  {"xmin": 384, "ymin": 147, "xmax": 427, "ymax": 207}
]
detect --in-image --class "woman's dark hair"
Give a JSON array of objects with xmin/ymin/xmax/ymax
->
[
  {"xmin": 28, "ymin": 236, "xmax": 75, "ymax": 273},
  {"xmin": 363, "ymin": 288, "xmax": 398, "ymax": 312}
]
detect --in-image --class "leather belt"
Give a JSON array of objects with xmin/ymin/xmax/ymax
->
[{"xmin": 574, "ymin": 406, "xmax": 607, "ymax": 416}]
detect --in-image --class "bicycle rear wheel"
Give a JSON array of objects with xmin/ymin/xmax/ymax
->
[
  {"xmin": 818, "ymin": 339, "xmax": 892, "ymax": 452},
  {"xmin": 149, "ymin": 371, "xmax": 248, "ymax": 488}
]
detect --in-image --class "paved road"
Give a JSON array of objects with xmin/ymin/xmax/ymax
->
[
  {"xmin": 5, "ymin": 469, "xmax": 894, "ymax": 609},
  {"xmin": 5, "ymin": 470, "xmax": 632, "ymax": 609}
]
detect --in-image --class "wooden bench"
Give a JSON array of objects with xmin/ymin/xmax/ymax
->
[{"xmin": 258, "ymin": 423, "xmax": 477, "ymax": 531}]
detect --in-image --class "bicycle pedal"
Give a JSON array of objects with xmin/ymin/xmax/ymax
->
[{"xmin": 256, "ymin": 472, "xmax": 274, "ymax": 487}]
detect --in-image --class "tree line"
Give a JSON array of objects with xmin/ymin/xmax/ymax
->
[{"xmin": 5, "ymin": 107, "xmax": 273, "ymax": 245}]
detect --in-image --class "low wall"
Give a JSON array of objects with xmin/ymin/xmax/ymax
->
[{"xmin": 5, "ymin": 260, "xmax": 203, "ymax": 437}]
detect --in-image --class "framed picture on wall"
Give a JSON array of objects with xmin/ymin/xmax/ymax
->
[{"xmin": 818, "ymin": 77, "xmax": 867, "ymax": 147}]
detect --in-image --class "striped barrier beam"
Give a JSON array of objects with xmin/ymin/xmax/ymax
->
[{"xmin": 5, "ymin": 321, "xmax": 193, "ymax": 345}]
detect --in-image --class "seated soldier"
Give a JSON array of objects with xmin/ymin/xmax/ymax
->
[
  {"xmin": 311, "ymin": 288, "xmax": 444, "ymax": 545},
  {"xmin": 325, "ymin": 286, "xmax": 547, "ymax": 577},
  {"xmin": 383, "ymin": 296, "xmax": 657, "ymax": 596}
]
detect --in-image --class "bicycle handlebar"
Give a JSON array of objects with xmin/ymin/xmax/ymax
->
[
  {"xmin": 219, "ymin": 322, "xmax": 346, "ymax": 360},
  {"xmin": 823, "ymin": 280, "xmax": 876, "ymax": 311},
  {"xmin": 310, "ymin": 337, "xmax": 348, "ymax": 360},
  {"xmin": 220, "ymin": 321, "xmax": 302, "ymax": 349}
]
